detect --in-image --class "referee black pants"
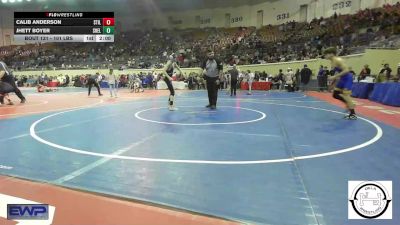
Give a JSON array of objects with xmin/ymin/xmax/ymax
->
[
  {"xmin": 0, "ymin": 75, "xmax": 25, "ymax": 103},
  {"xmin": 230, "ymin": 78, "xmax": 237, "ymax": 96},
  {"xmin": 206, "ymin": 77, "xmax": 218, "ymax": 106}
]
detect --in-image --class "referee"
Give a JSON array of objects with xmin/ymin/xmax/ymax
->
[
  {"xmin": 87, "ymin": 72, "xmax": 103, "ymax": 96},
  {"xmin": 0, "ymin": 61, "xmax": 26, "ymax": 104},
  {"xmin": 202, "ymin": 50, "xmax": 223, "ymax": 110}
]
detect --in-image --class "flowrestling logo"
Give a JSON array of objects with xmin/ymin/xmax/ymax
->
[{"xmin": 348, "ymin": 181, "xmax": 392, "ymax": 219}]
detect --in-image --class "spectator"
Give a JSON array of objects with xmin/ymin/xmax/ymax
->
[
  {"xmin": 2, "ymin": 2, "xmax": 400, "ymax": 71},
  {"xmin": 247, "ymin": 70, "xmax": 255, "ymax": 95},
  {"xmin": 219, "ymin": 71, "xmax": 226, "ymax": 90},
  {"xmin": 188, "ymin": 74, "xmax": 195, "ymax": 90},
  {"xmin": 358, "ymin": 64, "xmax": 371, "ymax": 82},
  {"xmin": 229, "ymin": 64, "xmax": 239, "ymax": 96},
  {"xmin": 106, "ymin": 69, "xmax": 118, "ymax": 98},
  {"xmin": 273, "ymin": 69, "xmax": 284, "ymax": 90},
  {"xmin": 294, "ymin": 68, "xmax": 301, "ymax": 91},
  {"xmin": 284, "ymin": 68, "xmax": 295, "ymax": 92},
  {"xmin": 317, "ymin": 65, "xmax": 324, "ymax": 91},
  {"xmin": 65, "ymin": 75, "xmax": 70, "ymax": 87},
  {"xmin": 377, "ymin": 63, "xmax": 392, "ymax": 82},
  {"xmin": 317, "ymin": 65, "xmax": 328, "ymax": 91},
  {"xmin": 300, "ymin": 64, "xmax": 312, "ymax": 91}
]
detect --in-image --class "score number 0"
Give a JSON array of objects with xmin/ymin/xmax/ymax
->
[
  {"xmin": 103, "ymin": 18, "xmax": 115, "ymax": 26},
  {"xmin": 102, "ymin": 18, "xmax": 115, "ymax": 34}
]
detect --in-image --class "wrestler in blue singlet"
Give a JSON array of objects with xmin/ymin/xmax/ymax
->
[{"xmin": 333, "ymin": 67, "xmax": 353, "ymax": 92}]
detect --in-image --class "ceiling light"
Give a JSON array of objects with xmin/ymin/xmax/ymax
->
[{"xmin": 1, "ymin": 0, "xmax": 8, "ymax": 3}]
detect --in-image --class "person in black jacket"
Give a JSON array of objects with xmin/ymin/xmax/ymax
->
[
  {"xmin": 64, "ymin": 75, "xmax": 70, "ymax": 87},
  {"xmin": 202, "ymin": 50, "xmax": 223, "ymax": 110},
  {"xmin": 300, "ymin": 64, "xmax": 312, "ymax": 91},
  {"xmin": 87, "ymin": 73, "xmax": 103, "ymax": 96},
  {"xmin": 229, "ymin": 64, "xmax": 239, "ymax": 96},
  {"xmin": 0, "ymin": 81, "xmax": 15, "ymax": 105},
  {"xmin": 294, "ymin": 68, "xmax": 300, "ymax": 91},
  {"xmin": 0, "ymin": 61, "xmax": 26, "ymax": 104},
  {"xmin": 317, "ymin": 65, "xmax": 329, "ymax": 91}
]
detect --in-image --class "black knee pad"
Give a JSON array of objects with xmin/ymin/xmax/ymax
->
[
  {"xmin": 333, "ymin": 90, "xmax": 340, "ymax": 99},
  {"xmin": 333, "ymin": 90, "xmax": 345, "ymax": 101}
]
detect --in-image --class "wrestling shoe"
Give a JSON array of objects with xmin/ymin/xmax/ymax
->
[
  {"xmin": 168, "ymin": 106, "xmax": 178, "ymax": 111},
  {"xmin": 343, "ymin": 114, "xmax": 357, "ymax": 120}
]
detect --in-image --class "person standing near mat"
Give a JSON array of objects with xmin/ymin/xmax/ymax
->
[
  {"xmin": 229, "ymin": 64, "xmax": 239, "ymax": 97},
  {"xmin": 106, "ymin": 68, "xmax": 118, "ymax": 98},
  {"xmin": 202, "ymin": 50, "xmax": 223, "ymax": 110},
  {"xmin": 0, "ymin": 61, "xmax": 26, "ymax": 104},
  {"xmin": 300, "ymin": 64, "xmax": 312, "ymax": 92},
  {"xmin": 87, "ymin": 72, "xmax": 103, "ymax": 97},
  {"xmin": 161, "ymin": 53, "xmax": 183, "ymax": 111},
  {"xmin": 247, "ymin": 70, "xmax": 255, "ymax": 95},
  {"xmin": 325, "ymin": 47, "xmax": 357, "ymax": 120},
  {"xmin": 284, "ymin": 68, "xmax": 295, "ymax": 92}
]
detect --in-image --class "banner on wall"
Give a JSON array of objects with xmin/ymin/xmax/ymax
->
[
  {"xmin": 325, "ymin": 0, "xmax": 353, "ymax": 17},
  {"xmin": 276, "ymin": 13, "xmax": 290, "ymax": 21},
  {"xmin": 231, "ymin": 16, "xmax": 244, "ymax": 24}
]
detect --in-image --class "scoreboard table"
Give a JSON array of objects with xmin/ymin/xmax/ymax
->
[{"xmin": 14, "ymin": 12, "xmax": 114, "ymax": 43}]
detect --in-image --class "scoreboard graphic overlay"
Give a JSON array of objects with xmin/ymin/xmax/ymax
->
[{"xmin": 14, "ymin": 12, "xmax": 114, "ymax": 43}]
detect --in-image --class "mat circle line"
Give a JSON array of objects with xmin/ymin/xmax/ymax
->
[
  {"xmin": 134, "ymin": 106, "xmax": 266, "ymax": 125},
  {"xmin": 29, "ymin": 101, "xmax": 383, "ymax": 165}
]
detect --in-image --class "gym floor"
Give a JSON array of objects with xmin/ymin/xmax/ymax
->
[{"xmin": 0, "ymin": 88, "xmax": 399, "ymax": 225}]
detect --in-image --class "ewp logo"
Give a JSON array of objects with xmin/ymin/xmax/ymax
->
[{"xmin": 7, "ymin": 204, "xmax": 49, "ymax": 220}]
